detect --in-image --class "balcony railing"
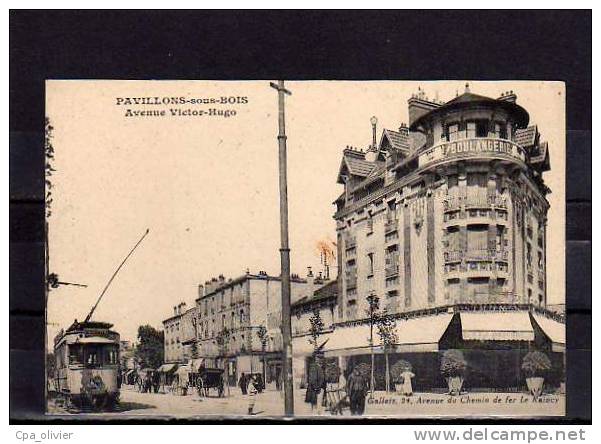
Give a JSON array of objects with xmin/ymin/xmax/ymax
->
[
  {"xmin": 385, "ymin": 264, "xmax": 400, "ymax": 277},
  {"xmin": 344, "ymin": 236, "xmax": 356, "ymax": 250},
  {"xmin": 443, "ymin": 197, "xmax": 462, "ymax": 212},
  {"xmin": 444, "ymin": 250, "xmax": 463, "ymax": 262},
  {"xmin": 445, "ymin": 249, "xmax": 509, "ymax": 263},
  {"xmin": 443, "ymin": 194, "xmax": 508, "ymax": 212},
  {"xmin": 384, "ymin": 217, "xmax": 398, "ymax": 234}
]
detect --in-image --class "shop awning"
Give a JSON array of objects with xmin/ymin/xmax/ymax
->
[
  {"xmin": 393, "ymin": 313, "xmax": 454, "ymax": 352},
  {"xmin": 157, "ymin": 363, "xmax": 179, "ymax": 373},
  {"xmin": 323, "ymin": 314, "xmax": 453, "ymax": 357},
  {"xmin": 532, "ymin": 314, "xmax": 566, "ymax": 352},
  {"xmin": 461, "ymin": 311, "xmax": 534, "ymax": 341}
]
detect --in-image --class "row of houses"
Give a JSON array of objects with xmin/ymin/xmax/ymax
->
[{"xmin": 163, "ymin": 268, "xmax": 334, "ymax": 389}]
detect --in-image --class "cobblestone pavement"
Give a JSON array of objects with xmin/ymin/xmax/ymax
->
[{"xmin": 47, "ymin": 385, "xmax": 565, "ymax": 418}]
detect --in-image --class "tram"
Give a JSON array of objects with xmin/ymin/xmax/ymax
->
[
  {"xmin": 49, "ymin": 228, "xmax": 149, "ymax": 412},
  {"xmin": 54, "ymin": 320, "xmax": 121, "ymax": 410}
]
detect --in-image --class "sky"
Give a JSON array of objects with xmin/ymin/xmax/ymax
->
[{"xmin": 46, "ymin": 80, "xmax": 565, "ymax": 346}]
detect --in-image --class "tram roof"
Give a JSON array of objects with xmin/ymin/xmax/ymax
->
[{"xmin": 66, "ymin": 320, "xmax": 114, "ymax": 332}]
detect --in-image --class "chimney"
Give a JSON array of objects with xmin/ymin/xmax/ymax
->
[
  {"xmin": 198, "ymin": 284, "xmax": 204, "ymax": 299},
  {"xmin": 399, "ymin": 122, "xmax": 409, "ymax": 136},
  {"xmin": 173, "ymin": 306, "xmax": 177, "ymax": 316},
  {"xmin": 498, "ymin": 90, "xmax": 517, "ymax": 103},
  {"xmin": 181, "ymin": 302, "xmax": 187, "ymax": 313},
  {"xmin": 408, "ymin": 88, "xmax": 440, "ymax": 128},
  {"xmin": 306, "ymin": 267, "xmax": 315, "ymax": 299}
]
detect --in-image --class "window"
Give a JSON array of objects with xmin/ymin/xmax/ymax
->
[
  {"xmin": 528, "ymin": 288, "xmax": 533, "ymax": 301},
  {"xmin": 466, "ymin": 121, "xmax": 477, "ymax": 138},
  {"xmin": 476, "ymin": 120, "xmax": 488, "ymax": 137},
  {"xmin": 496, "ymin": 225, "xmax": 505, "ymax": 250},
  {"xmin": 468, "ymin": 277, "xmax": 489, "ymax": 299},
  {"xmin": 527, "ymin": 243, "xmax": 532, "ymax": 267},
  {"xmin": 494, "ymin": 122, "xmax": 507, "ymax": 139},
  {"xmin": 69, "ymin": 345, "xmax": 83, "ymax": 365},
  {"xmin": 446, "ymin": 226, "xmax": 460, "ymax": 251},
  {"xmin": 448, "ymin": 124, "xmax": 459, "ymax": 141},
  {"xmin": 467, "ymin": 224, "xmax": 488, "ymax": 251},
  {"xmin": 239, "ymin": 309, "xmax": 245, "ymax": 323},
  {"xmin": 367, "ymin": 253, "xmax": 375, "ymax": 277},
  {"xmin": 366, "ymin": 212, "xmax": 374, "ymax": 234}
]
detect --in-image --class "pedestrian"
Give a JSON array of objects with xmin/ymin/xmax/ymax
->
[
  {"xmin": 247, "ymin": 374, "xmax": 261, "ymax": 415},
  {"xmin": 239, "ymin": 372, "xmax": 248, "ymax": 395},
  {"xmin": 304, "ymin": 359, "xmax": 325, "ymax": 413},
  {"xmin": 400, "ymin": 368, "xmax": 415, "ymax": 396},
  {"xmin": 347, "ymin": 366, "xmax": 368, "ymax": 416},
  {"xmin": 152, "ymin": 371, "xmax": 161, "ymax": 393}
]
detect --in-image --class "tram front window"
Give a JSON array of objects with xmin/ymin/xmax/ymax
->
[
  {"xmin": 68, "ymin": 344, "xmax": 83, "ymax": 365},
  {"xmin": 81, "ymin": 344, "xmax": 119, "ymax": 367}
]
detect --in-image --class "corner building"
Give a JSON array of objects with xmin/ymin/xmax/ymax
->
[{"xmin": 328, "ymin": 87, "xmax": 564, "ymax": 391}]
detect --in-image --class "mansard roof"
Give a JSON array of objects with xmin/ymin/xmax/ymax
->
[{"xmin": 410, "ymin": 91, "xmax": 530, "ymax": 130}]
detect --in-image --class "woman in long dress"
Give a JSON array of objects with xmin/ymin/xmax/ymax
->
[{"xmin": 400, "ymin": 369, "xmax": 415, "ymax": 396}]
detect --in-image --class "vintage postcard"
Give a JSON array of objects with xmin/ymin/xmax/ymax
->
[{"xmin": 45, "ymin": 80, "xmax": 566, "ymax": 418}]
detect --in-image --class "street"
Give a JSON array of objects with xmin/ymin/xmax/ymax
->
[{"xmin": 47, "ymin": 385, "xmax": 565, "ymax": 418}]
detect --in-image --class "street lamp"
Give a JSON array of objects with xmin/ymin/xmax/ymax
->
[{"xmin": 370, "ymin": 116, "xmax": 378, "ymax": 152}]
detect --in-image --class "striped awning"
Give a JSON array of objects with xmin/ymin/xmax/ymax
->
[
  {"xmin": 461, "ymin": 311, "xmax": 534, "ymax": 341},
  {"xmin": 323, "ymin": 314, "xmax": 453, "ymax": 357}
]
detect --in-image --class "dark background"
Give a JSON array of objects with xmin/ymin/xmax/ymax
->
[{"xmin": 9, "ymin": 10, "xmax": 591, "ymax": 423}]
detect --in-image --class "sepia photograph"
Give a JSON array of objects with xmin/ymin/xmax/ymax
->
[{"xmin": 44, "ymin": 80, "xmax": 566, "ymax": 418}]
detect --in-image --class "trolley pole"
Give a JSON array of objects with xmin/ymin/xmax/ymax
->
[{"xmin": 269, "ymin": 80, "xmax": 294, "ymax": 416}]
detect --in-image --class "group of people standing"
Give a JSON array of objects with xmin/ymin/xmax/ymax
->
[{"xmin": 305, "ymin": 357, "xmax": 370, "ymax": 416}]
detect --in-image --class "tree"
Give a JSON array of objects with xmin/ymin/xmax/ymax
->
[
  {"xmin": 256, "ymin": 325, "xmax": 269, "ymax": 387},
  {"xmin": 135, "ymin": 325, "xmax": 164, "ymax": 369},
  {"xmin": 365, "ymin": 293, "xmax": 381, "ymax": 395},
  {"xmin": 308, "ymin": 307, "xmax": 325, "ymax": 354},
  {"xmin": 376, "ymin": 312, "xmax": 398, "ymax": 393}
]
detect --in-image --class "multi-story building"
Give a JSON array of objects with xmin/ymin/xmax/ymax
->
[
  {"xmin": 194, "ymin": 270, "xmax": 322, "ymax": 388},
  {"xmin": 163, "ymin": 302, "xmax": 189, "ymax": 364},
  {"xmin": 326, "ymin": 86, "xmax": 564, "ymax": 391}
]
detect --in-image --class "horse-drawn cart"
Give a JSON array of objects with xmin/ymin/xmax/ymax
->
[{"xmin": 193, "ymin": 367, "xmax": 225, "ymax": 398}]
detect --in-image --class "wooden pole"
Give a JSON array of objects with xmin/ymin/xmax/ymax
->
[{"xmin": 270, "ymin": 80, "xmax": 294, "ymax": 415}]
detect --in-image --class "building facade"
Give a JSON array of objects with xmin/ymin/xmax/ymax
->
[
  {"xmin": 327, "ymin": 86, "xmax": 564, "ymax": 391},
  {"xmin": 194, "ymin": 270, "xmax": 323, "ymax": 387},
  {"xmin": 163, "ymin": 302, "xmax": 190, "ymax": 364}
]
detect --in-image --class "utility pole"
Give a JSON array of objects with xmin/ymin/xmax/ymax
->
[{"xmin": 269, "ymin": 80, "xmax": 294, "ymax": 416}]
